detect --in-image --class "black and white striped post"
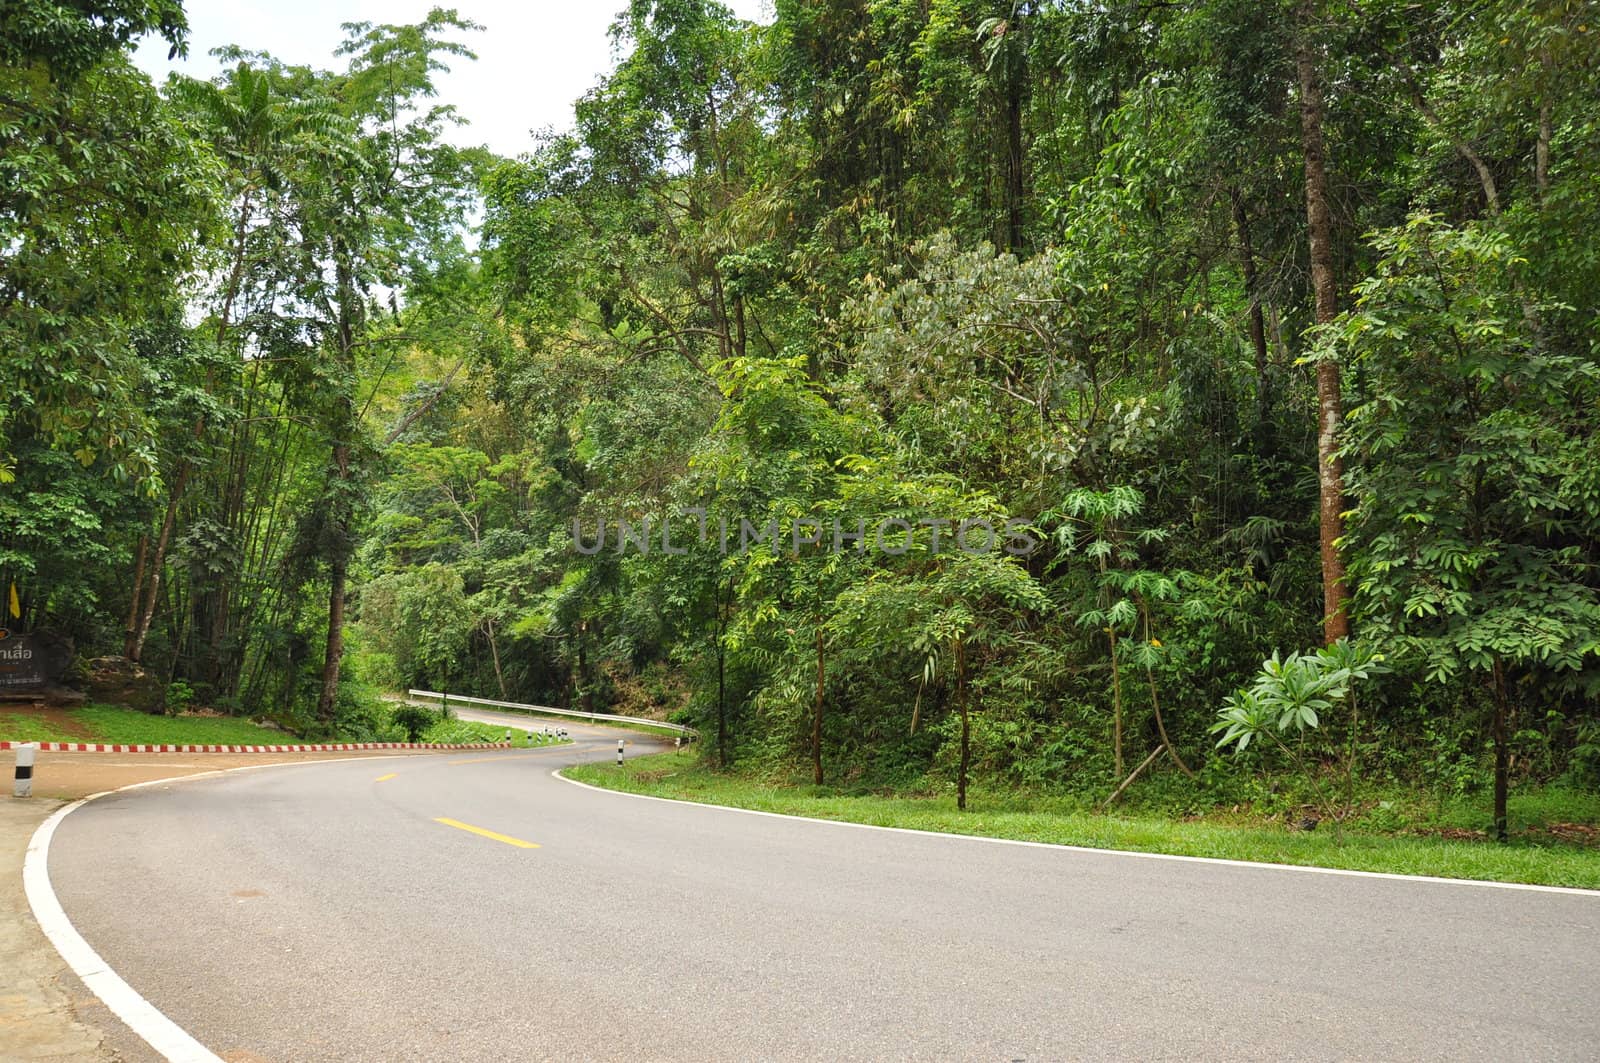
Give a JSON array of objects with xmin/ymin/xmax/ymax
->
[
  {"xmin": 617, "ymin": 739, "xmax": 624, "ymax": 766},
  {"xmin": 13, "ymin": 742, "xmax": 35, "ymax": 798},
  {"xmin": 504, "ymin": 729, "xmax": 512, "ymax": 746}
]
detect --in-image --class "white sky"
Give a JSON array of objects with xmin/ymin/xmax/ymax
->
[{"xmin": 133, "ymin": 0, "xmax": 771, "ymax": 160}]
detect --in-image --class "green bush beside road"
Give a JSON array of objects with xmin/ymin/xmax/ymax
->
[{"xmin": 569, "ymin": 751, "xmax": 1600, "ymax": 890}]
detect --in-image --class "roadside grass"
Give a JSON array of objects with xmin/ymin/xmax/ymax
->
[
  {"xmin": 0, "ymin": 712, "xmax": 68, "ymax": 743},
  {"xmin": 421, "ymin": 716, "xmax": 568, "ymax": 747},
  {"xmin": 1, "ymin": 704, "xmax": 294, "ymax": 745},
  {"xmin": 0, "ymin": 703, "xmax": 568, "ymax": 748},
  {"xmin": 568, "ymin": 752, "xmax": 1600, "ymax": 890},
  {"xmin": 402, "ymin": 696, "xmax": 690, "ymax": 739}
]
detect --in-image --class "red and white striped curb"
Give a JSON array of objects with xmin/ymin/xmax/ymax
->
[{"xmin": 0, "ymin": 741, "xmax": 512, "ymax": 754}]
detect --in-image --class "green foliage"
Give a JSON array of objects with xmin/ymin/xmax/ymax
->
[
  {"xmin": 164, "ymin": 680, "xmax": 196, "ymax": 715},
  {"xmin": 6, "ymin": 0, "xmax": 1598, "ymax": 834},
  {"xmin": 1334, "ymin": 218, "xmax": 1600, "ymax": 692},
  {"xmin": 1213, "ymin": 642, "xmax": 1388, "ymax": 753},
  {"xmin": 391, "ymin": 703, "xmax": 437, "ymax": 743}
]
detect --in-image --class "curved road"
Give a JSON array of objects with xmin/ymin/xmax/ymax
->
[{"xmin": 45, "ymin": 710, "xmax": 1600, "ymax": 1061}]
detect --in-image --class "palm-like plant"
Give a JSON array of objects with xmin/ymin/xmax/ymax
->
[{"xmin": 1212, "ymin": 640, "xmax": 1389, "ymax": 838}]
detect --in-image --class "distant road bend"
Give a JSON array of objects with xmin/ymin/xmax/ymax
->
[{"xmin": 44, "ymin": 709, "xmax": 1600, "ymax": 1061}]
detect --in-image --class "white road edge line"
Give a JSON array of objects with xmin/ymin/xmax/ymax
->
[
  {"xmin": 22, "ymin": 752, "xmax": 444, "ymax": 1063},
  {"xmin": 26, "ymin": 796, "xmax": 221, "ymax": 1063},
  {"xmin": 552, "ymin": 769, "xmax": 1600, "ymax": 897}
]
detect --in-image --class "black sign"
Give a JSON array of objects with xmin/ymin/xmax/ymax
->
[{"xmin": 0, "ymin": 632, "xmax": 71, "ymax": 692}]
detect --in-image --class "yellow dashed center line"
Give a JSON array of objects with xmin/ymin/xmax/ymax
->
[
  {"xmin": 374, "ymin": 773, "xmax": 397, "ymax": 782},
  {"xmin": 433, "ymin": 817, "xmax": 541, "ymax": 849},
  {"xmin": 447, "ymin": 751, "xmax": 564, "ymax": 765}
]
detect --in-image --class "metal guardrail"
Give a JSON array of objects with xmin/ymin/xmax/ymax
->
[{"xmin": 408, "ymin": 689, "xmax": 698, "ymax": 738}]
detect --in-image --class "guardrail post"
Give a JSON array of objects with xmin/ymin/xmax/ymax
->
[{"xmin": 13, "ymin": 742, "xmax": 35, "ymax": 798}]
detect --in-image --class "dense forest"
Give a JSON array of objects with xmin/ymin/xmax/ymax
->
[{"xmin": 5, "ymin": 0, "xmax": 1598, "ymax": 835}]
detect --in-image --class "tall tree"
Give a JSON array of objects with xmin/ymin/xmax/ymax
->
[{"xmin": 1293, "ymin": 0, "xmax": 1351, "ymax": 644}]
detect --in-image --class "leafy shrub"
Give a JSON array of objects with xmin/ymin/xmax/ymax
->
[
  {"xmin": 392, "ymin": 704, "xmax": 437, "ymax": 743},
  {"xmin": 1564, "ymin": 725, "xmax": 1600, "ymax": 791},
  {"xmin": 164, "ymin": 680, "xmax": 195, "ymax": 715}
]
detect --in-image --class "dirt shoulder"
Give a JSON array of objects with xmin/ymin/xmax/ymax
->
[
  {"xmin": 1, "ymin": 749, "xmax": 447, "ymax": 1061},
  {"xmin": 14, "ymin": 747, "xmax": 428, "ymax": 802}
]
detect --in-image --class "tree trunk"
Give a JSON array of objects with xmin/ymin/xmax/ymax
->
[
  {"xmin": 1491, "ymin": 657, "xmax": 1510, "ymax": 841},
  {"xmin": 132, "ymin": 190, "xmax": 255, "ymax": 668},
  {"xmin": 1535, "ymin": 99, "xmax": 1551, "ymax": 204},
  {"xmin": 1231, "ymin": 186, "xmax": 1272, "ymax": 426},
  {"xmin": 717, "ymin": 577, "xmax": 729, "ymax": 769},
  {"xmin": 1004, "ymin": 60, "xmax": 1027, "ymax": 254},
  {"xmin": 577, "ymin": 629, "xmax": 593, "ymax": 713},
  {"xmin": 316, "ymin": 249, "xmax": 360, "ymax": 726},
  {"xmin": 1108, "ymin": 625, "xmax": 1124, "ymax": 779},
  {"xmin": 315, "ymin": 441, "xmax": 351, "ymax": 725},
  {"xmin": 484, "ymin": 618, "xmax": 508, "ymax": 700},
  {"xmin": 812, "ymin": 624, "xmax": 825, "ymax": 786},
  {"xmin": 1295, "ymin": 4, "xmax": 1352, "ymax": 645},
  {"xmin": 123, "ymin": 534, "xmax": 148, "ymax": 657},
  {"xmin": 956, "ymin": 635, "xmax": 970, "ymax": 812},
  {"xmin": 128, "ymin": 463, "xmax": 190, "ymax": 662}
]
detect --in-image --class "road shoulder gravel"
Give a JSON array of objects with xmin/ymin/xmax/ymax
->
[{"xmin": 2, "ymin": 796, "xmax": 119, "ymax": 1061}]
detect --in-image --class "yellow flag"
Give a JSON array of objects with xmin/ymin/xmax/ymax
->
[{"xmin": 8, "ymin": 581, "xmax": 18, "ymax": 619}]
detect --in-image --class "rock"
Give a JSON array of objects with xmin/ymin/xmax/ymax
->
[
  {"xmin": 83, "ymin": 656, "xmax": 165, "ymax": 714},
  {"xmin": 42, "ymin": 685, "xmax": 87, "ymax": 707}
]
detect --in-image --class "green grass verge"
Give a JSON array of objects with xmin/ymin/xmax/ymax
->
[
  {"xmin": 421, "ymin": 715, "xmax": 569, "ymax": 748},
  {"xmin": 567, "ymin": 751, "xmax": 1600, "ymax": 890},
  {"xmin": 405, "ymin": 697, "xmax": 689, "ymax": 739},
  {"xmin": 0, "ymin": 702, "xmax": 570, "ymax": 749},
  {"xmin": 1, "ymin": 704, "xmax": 295, "ymax": 745}
]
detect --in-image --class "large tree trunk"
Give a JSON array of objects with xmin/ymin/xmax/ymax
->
[{"xmin": 1295, "ymin": 3, "xmax": 1351, "ymax": 645}]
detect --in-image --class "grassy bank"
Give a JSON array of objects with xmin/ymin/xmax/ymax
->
[
  {"xmin": 567, "ymin": 751, "xmax": 1600, "ymax": 890},
  {"xmin": 417, "ymin": 714, "xmax": 567, "ymax": 747},
  {"xmin": 0, "ymin": 704, "xmax": 297, "ymax": 745},
  {"xmin": 0, "ymin": 702, "xmax": 566, "ymax": 748},
  {"xmin": 401, "ymin": 696, "xmax": 690, "ymax": 739}
]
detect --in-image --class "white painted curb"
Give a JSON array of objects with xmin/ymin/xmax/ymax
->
[{"xmin": 552, "ymin": 770, "xmax": 1600, "ymax": 897}]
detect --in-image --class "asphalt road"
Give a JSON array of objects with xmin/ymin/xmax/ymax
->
[{"xmin": 44, "ymin": 711, "xmax": 1600, "ymax": 1062}]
